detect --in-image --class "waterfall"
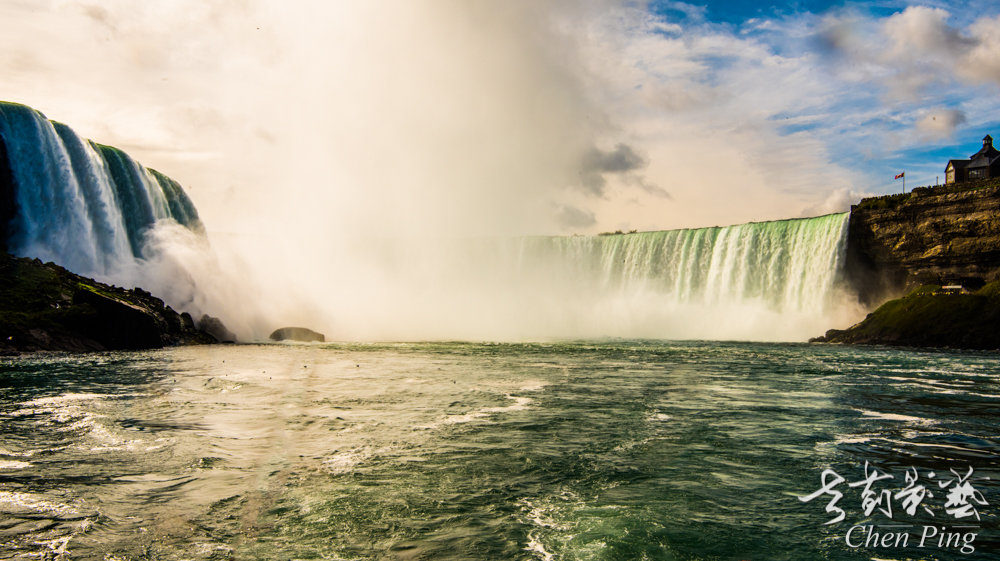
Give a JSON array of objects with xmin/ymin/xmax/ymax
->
[
  {"xmin": 513, "ymin": 213, "xmax": 850, "ymax": 316},
  {"xmin": 0, "ymin": 101, "xmax": 202, "ymax": 279},
  {"xmin": 328, "ymin": 214, "xmax": 855, "ymax": 341}
]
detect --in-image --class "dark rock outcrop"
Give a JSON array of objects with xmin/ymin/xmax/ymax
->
[
  {"xmin": 0, "ymin": 252, "xmax": 218, "ymax": 354},
  {"xmin": 72, "ymin": 287, "xmax": 168, "ymax": 349},
  {"xmin": 812, "ymin": 282, "xmax": 1000, "ymax": 350},
  {"xmin": 269, "ymin": 327, "xmax": 325, "ymax": 342},
  {"xmin": 845, "ymin": 180, "xmax": 1000, "ymax": 307},
  {"xmin": 198, "ymin": 314, "xmax": 237, "ymax": 343}
]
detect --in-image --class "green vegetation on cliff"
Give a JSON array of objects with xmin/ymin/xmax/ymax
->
[
  {"xmin": 813, "ymin": 282, "xmax": 1000, "ymax": 350},
  {"xmin": 853, "ymin": 177, "xmax": 1000, "ymax": 212}
]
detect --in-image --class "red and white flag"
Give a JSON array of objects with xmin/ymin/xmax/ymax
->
[{"xmin": 895, "ymin": 172, "xmax": 905, "ymax": 179}]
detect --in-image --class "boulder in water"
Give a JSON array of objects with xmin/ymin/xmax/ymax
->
[
  {"xmin": 198, "ymin": 315, "xmax": 238, "ymax": 343},
  {"xmin": 270, "ymin": 327, "xmax": 325, "ymax": 342}
]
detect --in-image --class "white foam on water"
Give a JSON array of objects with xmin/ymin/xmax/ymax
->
[
  {"xmin": 441, "ymin": 412, "xmax": 493, "ymax": 425},
  {"xmin": 322, "ymin": 447, "xmax": 375, "ymax": 475},
  {"xmin": 0, "ymin": 446, "xmax": 58, "ymax": 457},
  {"xmin": 22, "ymin": 393, "xmax": 109, "ymax": 407},
  {"xmin": 417, "ymin": 412, "xmax": 493, "ymax": 430},
  {"xmin": 34, "ymin": 536, "xmax": 74, "ymax": 558},
  {"xmin": 418, "ymin": 394, "xmax": 534, "ymax": 429},
  {"xmin": 517, "ymin": 497, "xmax": 572, "ymax": 561},
  {"xmin": 524, "ymin": 534, "xmax": 556, "ymax": 561},
  {"xmin": 481, "ymin": 379, "xmax": 550, "ymax": 393},
  {"xmin": 0, "ymin": 491, "xmax": 80, "ymax": 517},
  {"xmin": 194, "ymin": 542, "xmax": 234, "ymax": 557},
  {"xmin": 339, "ymin": 422, "xmax": 378, "ymax": 433},
  {"xmin": 11, "ymin": 392, "xmax": 165, "ymax": 454},
  {"xmin": 857, "ymin": 410, "xmax": 938, "ymax": 426},
  {"xmin": 484, "ymin": 395, "xmax": 534, "ymax": 412},
  {"xmin": 885, "ymin": 439, "xmax": 1000, "ymax": 456},
  {"xmin": 0, "ymin": 460, "xmax": 31, "ymax": 470},
  {"xmin": 831, "ymin": 435, "xmax": 873, "ymax": 444}
]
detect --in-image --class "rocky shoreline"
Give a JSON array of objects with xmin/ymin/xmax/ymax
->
[
  {"xmin": 811, "ymin": 282, "xmax": 1000, "ymax": 351},
  {"xmin": 0, "ymin": 252, "xmax": 221, "ymax": 355}
]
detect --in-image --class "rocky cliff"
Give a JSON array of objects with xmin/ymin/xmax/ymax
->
[
  {"xmin": 0, "ymin": 252, "xmax": 219, "ymax": 354},
  {"xmin": 844, "ymin": 178, "xmax": 1000, "ymax": 307}
]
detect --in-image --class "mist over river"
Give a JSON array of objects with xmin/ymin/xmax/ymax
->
[{"xmin": 2, "ymin": 341, "xmax": 998, "ymax": 560}]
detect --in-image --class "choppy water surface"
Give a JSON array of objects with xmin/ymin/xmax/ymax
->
[{"xmin": 1, "ymin": 341, "xmax": 998, "ymax": 560}]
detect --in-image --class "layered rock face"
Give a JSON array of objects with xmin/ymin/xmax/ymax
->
[{"xmin": 844, "ymin": 180, "xmax": 1000, "ymax": 307}]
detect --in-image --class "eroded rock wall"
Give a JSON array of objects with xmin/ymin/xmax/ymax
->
[{"xmin": 845, "ymin": 181, "xmax": 1000, "ymax": 307}]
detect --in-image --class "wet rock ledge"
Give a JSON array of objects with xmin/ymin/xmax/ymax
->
[{"xmin": 0, "ymin": 251, "xmax": 219, "ymax": 354}]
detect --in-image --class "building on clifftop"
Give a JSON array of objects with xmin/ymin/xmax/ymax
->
[{"xmin": 945, "ymin": 135, "xmax": 1000, "ymax": 184}]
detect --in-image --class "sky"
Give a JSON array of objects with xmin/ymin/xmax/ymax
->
[
  {"xmin": 1, "ymin": 0, "xmax": 1000, "ymax": 339},
  {"xmin": 2, "ymin": 0, "xmax": 999, "ymax": 237}
]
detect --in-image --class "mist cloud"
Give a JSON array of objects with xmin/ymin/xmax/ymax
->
[
  {"xmin": 578, "ymin": 143, "xmax": 666, "ymax": 198},
  {"xmin": 555, "ymin": 204, "xmax": 597, "ymax": 230}
]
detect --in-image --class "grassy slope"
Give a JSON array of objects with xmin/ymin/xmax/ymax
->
[
  {"xmin": 0, "ymin": 253, "xmax": 94, "ymax": 339},
  {"xmin": 820, "ymin": 282, "xmax": 1000, "ymax": 350}
]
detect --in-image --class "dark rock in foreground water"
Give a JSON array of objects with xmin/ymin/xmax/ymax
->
[
  {"xmin": 811, "ymin": 282, "xmax": 1000, "ymax": 350},
  {"xmin": 0, "ymin": 252, "xmax": 218, "ymax": 354},
  {"xmin": 270, "ymin": 327, "xmax": 325, "ymax": 342}
]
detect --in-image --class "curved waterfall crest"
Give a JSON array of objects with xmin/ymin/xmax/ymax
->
[{"xmin": 514, "ymin": 213, "xmax": 850, "ymax": 315}]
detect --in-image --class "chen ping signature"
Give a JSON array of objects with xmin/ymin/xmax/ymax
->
[{"xmin": 799, "ymin": 462, "xmax": 990, "ymax": 555}]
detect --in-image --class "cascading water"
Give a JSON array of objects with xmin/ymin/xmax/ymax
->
[
  {"xmin": 512, "ymin": 213, "xmax": 850, "ymax": 316},
  {"xmin": 0, "ymin": 101, "xmax": 202, "ymax": 280},
  {"xmin": 330, "ymin": 214, "xmax": 856, "ymax": 341}
]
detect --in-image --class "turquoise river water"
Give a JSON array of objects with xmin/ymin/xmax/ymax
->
[{"xmin": 1, "ymin": 341, "xmax": 998, "ymax": 560}]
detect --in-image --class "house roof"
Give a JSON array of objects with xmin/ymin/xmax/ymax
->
[
  {"xmin": 969, "ymin": 154, "xmax": 1000, "ymax": 168},
  {"xmin": 944, "ymin": 135, "xmax": 1000, "ymax": 172}
]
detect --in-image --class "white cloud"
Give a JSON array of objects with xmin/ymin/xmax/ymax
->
[{"xmin": 962, "ymin": 15, "xmax": 1000, "ymax": 85}]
